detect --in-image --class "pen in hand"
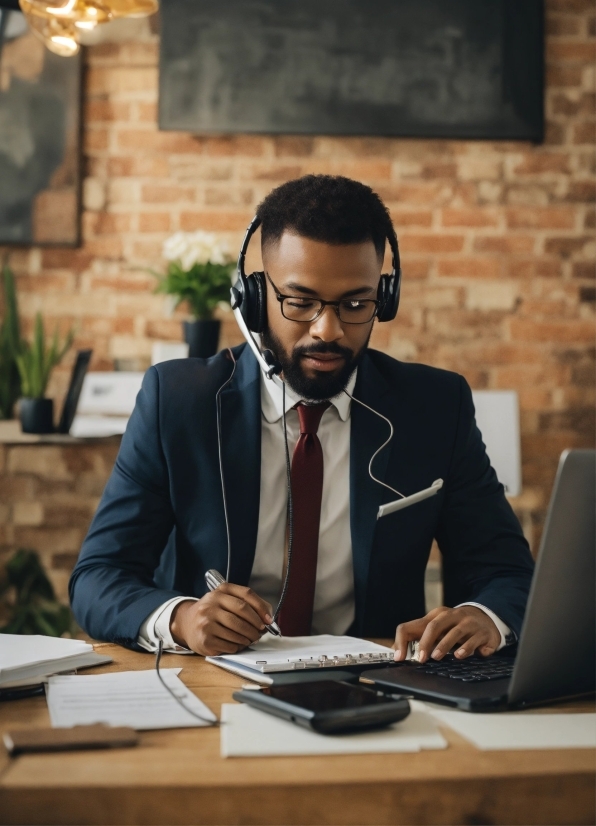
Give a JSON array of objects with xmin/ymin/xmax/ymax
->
[{"xmin": 204, "ymin": 569, "xmax": 282, "ymax": 637}]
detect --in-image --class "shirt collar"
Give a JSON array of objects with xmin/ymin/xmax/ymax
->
[{"xmin": 259, "ymin": 357, "xmax": 357, "ymax": 424}]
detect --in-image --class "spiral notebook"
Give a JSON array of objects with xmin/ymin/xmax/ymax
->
[{"xmin": 206, "ymin": 634, "xmax": 395, "ymax": 683}]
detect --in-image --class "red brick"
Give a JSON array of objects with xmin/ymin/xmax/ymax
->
[
  {"xmin": 546, "ymin": 13, "xmax": 582, "ymax": 36},
  {"xmin": 136, "ymin": 102, "xmax": 158, "ymax": 122},
  {"xmin": 546, "ymin": 65, "xmax": 584, "ymax": 86},
  {"xmin": 138, "ymin": 212, "xmax": 172, "ymax": 233},
  {"xmin": 83, "ymin": 128, "xmax": 109, "ymax": 153},
  {"xmin": 85, "ymin": 100, "xmax": 131, "ymax": 123},
  {"xmin": 399, "ymin": 234, "xmax": 465, "ymax": 254},
  {"xmin": 573, "ymin": 122, "xmax": 596, "ymax": 144},
  {"xmin": 390, "ymin": 210, "xmax": 433, "ymax": 228},
  {"xmin": 108, "ymin": 156, "xmax": 169, "ymax": 177},
  {"xmin": 564, "ymin": 181, "xmax": 596, "ymax": 202},
  {"xmin": 180, "ymin": 211, "xmax": 253, "ymax": 231},
  {"xmin": 508, "ymin": 259, "xmax": 563, "ymax": 279},
  {"xmin": 543, "ymin": 236, "xmax": 592, "ymax": 257},
  {"xmin": 512, "ymin": 152, "xmax": 571, "ymax": 174},
  {"xmin": 509, "ymin": 319, "xmax": 595, "ymax": 343},
  {"xmin": 274, "ymin": 137, "xmax": 315, "ymax": 157},
  {"xmin": 573, "ymin": 262, "xmax": 596, "ymax": 278},
  {"xmin": 505, "ymin": 206, "xmax": 576, "ymax": 229},
  {"xmin": 141, "ymin": 185, "xmax": 195, "ymax": 203},
  {"xmin": 203, "ymin": 136, "xmax": 270, "ymax": 157},
  {"xmin": 547, "ymin": 40, "xmax": 596, "ymax": 62},
  {"xmin": 437, "ymin": 258, "xmax": 502, "ymax": 279},
  {"xmin": 473, "ymin": 236, "xmax": 536, "ymax": 254},
  {"xmin": 551, "ymin": 92, "xmax": 596, "ymax": 117},
  {"xmin": 441, "ymin": 208, "xmax": 500, "ymax": 227}
]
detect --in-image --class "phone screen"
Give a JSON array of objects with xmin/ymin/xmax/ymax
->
[{"xmin": 263, "ymin": 680, "xmax": 391, "ymax": 713}]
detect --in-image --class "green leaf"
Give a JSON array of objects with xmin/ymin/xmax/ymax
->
[{"xmin": 154, "ymin": 261, "xmax": 234, "ymax": 320}]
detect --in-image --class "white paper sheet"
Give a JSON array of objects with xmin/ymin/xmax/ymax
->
[
  {"xmin": 47, "ymin": 669, "xmax": 216, "ymax": 730},
  {"xmin": 211, "ymin": 634, "xmax": 394, "ymax": 673},
  {"xmin": 0, "ymin": 635, "xmax": 93, "ymax": 673},
  {"xmin": 419, "ymin": 702, "xmax": 596, "ymax": 750},
  {"xmin": 220, "ymin": 702, "xmax": 447, "ymax": 757}
]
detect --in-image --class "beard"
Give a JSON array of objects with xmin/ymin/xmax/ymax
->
[{"xmin": 260, "ymin": 326, "xmax": 371, "ymax": 401}]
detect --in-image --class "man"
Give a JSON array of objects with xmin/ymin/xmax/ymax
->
[{"xmin": 70, "ymin": 175, "xmax": 534, "ymax": 664}]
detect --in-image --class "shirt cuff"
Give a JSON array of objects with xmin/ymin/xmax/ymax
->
[
  {"xmin": 137, "ymin": 596, "xmax": 199, "ymax": 653},
  {"xmin": 456, "ymin": 602, "xmax": 514, "ymax": 651}
]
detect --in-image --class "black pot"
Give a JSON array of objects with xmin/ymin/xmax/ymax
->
[
  {"xmin": 183, "ymin": 319, "xmax": 221, "ymax": 358},
  {"xmin": 19, "ymin": 397, "xmax": 54, "ymax": 434}
]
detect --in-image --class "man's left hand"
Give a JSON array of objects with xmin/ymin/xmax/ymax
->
[{"xmin": 393, "ymin": 605, "xmax": 501, "ymax": 663}]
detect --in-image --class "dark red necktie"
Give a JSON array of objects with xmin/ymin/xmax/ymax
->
[{"xmin": 278, "ymin": 401, "xmax": 330, "ymax": 636}]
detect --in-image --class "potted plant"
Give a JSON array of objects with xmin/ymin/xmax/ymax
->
[
  {"xmin": 16, "ymin": 313, "xmax": 73, "ymax": 434},
  {"xmin": 155, "ymin": 231, "xmax": 234, "ymax": 358},
  {"xmin": 0, "ymin": 265, "xmax": 22, "ymax": 420}
]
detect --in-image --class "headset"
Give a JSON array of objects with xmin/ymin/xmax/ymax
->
[{"xmin": 229, "ymin": 215, "xmax": 402, "ymax": 380}]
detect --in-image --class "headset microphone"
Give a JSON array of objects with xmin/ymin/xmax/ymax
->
[{"xmin": 230, "ymin": 288, "xmax": 282, "ymax": 380}]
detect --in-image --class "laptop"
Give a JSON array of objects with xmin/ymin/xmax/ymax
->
[{"xmin": 360, "ymin": 449, "xmax": 596, "ymax": 711}]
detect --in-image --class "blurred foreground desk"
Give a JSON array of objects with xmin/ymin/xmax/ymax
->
[{"xmin": 0, "ymin": 644, "xmax": 594, "ymax": 826}]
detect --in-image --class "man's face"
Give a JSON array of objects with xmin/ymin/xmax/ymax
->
[{"xmin": 260, "ymin": 232, "xmax": 382, "ymax": 400}]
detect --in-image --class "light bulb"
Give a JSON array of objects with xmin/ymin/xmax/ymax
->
[
  {"xmin": 106, "ymin": 0, "xmax": 157, "ymax": 18},
  {"xmin": 20, "ymin": 0, "xmax": 112, "ymax": 25},
  {"xmin": 24, "ymin": 10, "xmax": 80, "ymax": 55}
]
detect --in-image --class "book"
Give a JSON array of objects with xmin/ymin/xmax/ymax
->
[
  {"xmin": 0, "ymin": 635, "xmax": 112, "ymax": 690},
  {"xmin": 206, "ymin": 634, "xmax": 395, "ymax": 680}
]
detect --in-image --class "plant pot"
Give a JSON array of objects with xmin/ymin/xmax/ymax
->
[
  {"xmin": 183, "ymin": 319, "xmax": 221, "ymax": 359},
  {"xmin": 19, "ymin": 397, "xmax": 54, "ymax": 434}
]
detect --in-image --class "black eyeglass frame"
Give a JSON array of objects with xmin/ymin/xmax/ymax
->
[{"xmin": 265, "ymin": 272, "xmax": 380, "ymax": 325}]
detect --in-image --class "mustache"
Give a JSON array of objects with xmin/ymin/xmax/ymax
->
[{"xmin": 293, "ymin": 342, "xmax": 354, "ymax": 360}]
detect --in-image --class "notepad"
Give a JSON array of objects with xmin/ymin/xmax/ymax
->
[
  {"xmin": 207, "ymin": 634, "xmax": 395, "ymax": 681},
  {"xmin": 46, "ymin": 669, "xmax": 216, "ymax": 730},
  {"xmin": 220, "ymin": 702, "xmax": 447, "ymax": 757},
  {"xmin": 0, "ymin": 635, "xmax": 112, "ymax": 689}
]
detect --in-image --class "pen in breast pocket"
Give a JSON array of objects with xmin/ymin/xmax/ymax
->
[{"xmin": 204, "ymin": 569, "xmax": 282, "ymax": 637}]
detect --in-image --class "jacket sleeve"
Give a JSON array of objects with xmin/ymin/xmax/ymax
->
[
  {"xmin": 436, "ymin": 376, "xmax": 535, "ymax": 638},
  {"xmin": 69, "ymin": 367, "xmax": 183, "ymax": 648}
]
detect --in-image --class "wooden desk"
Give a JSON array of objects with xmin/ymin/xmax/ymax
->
[{"xmin": 0, "ymin": 644, "xmax": 594, "ymax": 825}]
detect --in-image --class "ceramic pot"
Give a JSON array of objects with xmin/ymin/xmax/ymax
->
[
  {"xmin": 19, "ymin": 397, "xmax": 54, "ymax": 434},
  {"xmin": 183, "ymin": 319, "xmax": 221, "ymax": 358}
]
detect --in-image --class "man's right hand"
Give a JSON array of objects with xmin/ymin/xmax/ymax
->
[{"xmin": 169, "ymin": 584, "xmax": 274, "ymax": 656}]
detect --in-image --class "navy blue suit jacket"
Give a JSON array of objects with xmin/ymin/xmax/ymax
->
[{"xmin": 70, "ymin": 345, "xmax": 534, "ymax": 648}]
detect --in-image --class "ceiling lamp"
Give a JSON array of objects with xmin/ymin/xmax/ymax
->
[
  {"xmin": 18, "ymin": 0, "xmax": 157, "ymax": 52},
  {"xmin": 24, "ymin": 9, "xmax": 80, "ymax": 55},
  {"xmin": 107, "ymin": 0, "xmax": 157, "ymax": 18}
]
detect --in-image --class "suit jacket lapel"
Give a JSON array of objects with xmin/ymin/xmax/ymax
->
[
  {"xmin": 350, "ymin": 353, "xmax": 395, "ymax": 632},
  {"xmin": 219, "ymin": 345, "xmax": 262, "ymax": 585}
]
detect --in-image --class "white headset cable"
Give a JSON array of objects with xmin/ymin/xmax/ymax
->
[
  {"xmin": 215, "ymin": 348, "xmax": 238, "ymax": 581},
  {"xmin": 342, "ymin": 387, "xmax": 406, "ymax": 501}
]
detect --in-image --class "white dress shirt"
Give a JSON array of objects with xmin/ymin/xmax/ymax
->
[{"xmin": 138, "ymin": 365, "xmax": 511, "ymax": 652}]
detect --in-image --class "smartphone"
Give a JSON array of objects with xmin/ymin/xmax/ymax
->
[{"xmin": 232, "ymin": 680, "xmax": 410, "ymax": 734}]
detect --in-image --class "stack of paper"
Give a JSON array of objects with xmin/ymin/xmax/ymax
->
[
  {"xmin": 0, "ymin": 635, "xmax": 111, "ymax": 689},
  {"xmin": 47, "ymin": 669, "xmax": 217, "ymax": 730},
  {"xmin": 220, "ymin": 702, "xmax": 447, "ymax": 757},
  {"xmin": 419, "ymin": 702, "xmax": 596, "ymax": 750}
]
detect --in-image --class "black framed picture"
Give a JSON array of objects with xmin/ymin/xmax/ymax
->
[
  {"xmin": 0, "ymin": 10, "xmax": 82, "ymax": 245},
  {"xmin": 159, "ymin": 0, "xmax": 543, "ymax": 142}
]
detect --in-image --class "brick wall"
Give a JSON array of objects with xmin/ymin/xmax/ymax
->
[{"xmin": 0, "ymin": 0, "xmax": 594, "ymax": 597}]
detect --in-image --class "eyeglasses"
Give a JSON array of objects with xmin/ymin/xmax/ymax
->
[{"xmin": 265, "ymin": 273, "xmax": 380, "ymax": 325}]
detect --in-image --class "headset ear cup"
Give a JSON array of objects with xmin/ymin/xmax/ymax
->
[
  {"xmin": 245, "ymin": 271, "xmax": 267, "ymax": 333},
  {"xmin": 377, "ymin": 271, "xmax": 401, "ymax": 322}
]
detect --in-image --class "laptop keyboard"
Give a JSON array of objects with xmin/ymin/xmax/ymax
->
[{"xmin": 413, "ymin": 656, "xmax": 514, "ymax": 683}]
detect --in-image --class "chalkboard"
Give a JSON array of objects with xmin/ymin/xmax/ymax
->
[{"xmin": 159, "ymin": 0, "xmax": 543, "ymax": 141}]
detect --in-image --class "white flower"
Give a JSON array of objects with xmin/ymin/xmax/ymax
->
[{"xmin": 162, "ymin": 231, "xmax": 230, "ymax": 269}]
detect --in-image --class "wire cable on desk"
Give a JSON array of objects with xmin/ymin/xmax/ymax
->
[{"xmin": 155, "ymin": 640, "xmax": 219, "ymax": 726}]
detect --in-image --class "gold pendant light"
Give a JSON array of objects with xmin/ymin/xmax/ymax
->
[
  {"xmin": 107, "ymin": 0, "xmax": 158, "ymax": 18},
  {"xmin": 24, "ymin": 10, "xmax": 80, "ymax": 56},
  {"xmin": 19, "ymin": 0, "xmax": 158, "ymax": 54}
]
